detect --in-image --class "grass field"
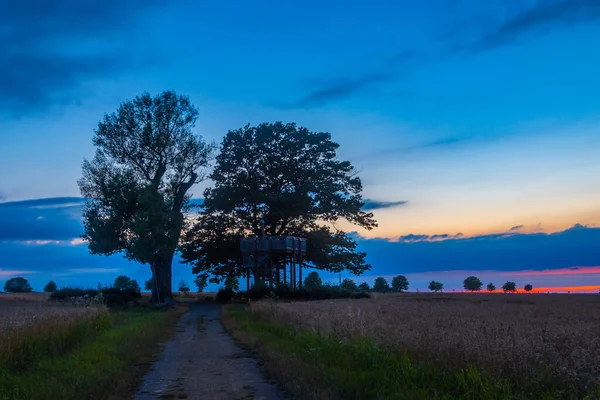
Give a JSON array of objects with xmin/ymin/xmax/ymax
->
[
  {"xmin": 223, "ymin": 293, "xmax": 600, "ymax": 400},
  {"xmin": 0, "ymin": 292, "xmax": 186, "ymax": 400}
]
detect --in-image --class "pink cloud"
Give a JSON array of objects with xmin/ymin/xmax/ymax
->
[{"xmin": 0, "ymin": 269, "xmax": 37, "ymax": 276}]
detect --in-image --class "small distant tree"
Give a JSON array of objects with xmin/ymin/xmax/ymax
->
[
  {"xmin": 487, "ymin": 282, "xmax": 496, "ymax": 292},
  {"xmin": 463, "ymin": 276, "xmax": 483, "ymax": 292},
  {"xmin": 178, "ymin": 280, "xmax": 191, "ymax": 294},
  {"xmin": 43, "ymin": 281, "xmax": 57, "ymax": 293},
  {"xmin": 502, "ymin": 281, "xmax": 517, "ymax": 293},
  {"xmin": 428, "ymin": 281, "xmax": 443, "ymax": 292},
  {"xmin": 114, "ymin": 275, "xmax": 131, "ymax": 290},
  {"xmin": 358, "ymin": 282, "xmax": 370, "ymax": 292},
  {"xmin": 340, "ymin": 278, "xmax": 358, "ymax": 292},
  {"xmin": 303, "ymin": 272, "xmax": 323, "ymax": 291},
  {"xmin": 128, "ymin": 279, "xmax": 141, "ymax": 293},
  {"xmin": 391, "ymin": 275, "xmax": 409, "ymax": 292},
  {"xmin": 4, "ymin": 277, "xmax": 32, "ymax": 293},
  {"xmin": 524, "ymin": 284, "xmax": 533, "ymax": 292},
  {"xmin": 373, "ymin": 277, "xmax": 390, "ymax": 293},
  {"xmin": 144, "ymin": 278, "xmax": 154, "ymax": 291},
  {"xmin": 224, "ymin": 275, "xmax": 240, "ymax": 292},
  {"xmin": 194, "ymin": 275, "xmax": 208, "ymax": 293}
]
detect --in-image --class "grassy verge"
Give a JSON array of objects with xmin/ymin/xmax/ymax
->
[
  {"xmin": 222, "ymin": 305, "xmax": 558, "ymax": 400},
  {"xmin": 0, "ymin": 305, "xmax": 187, "ymax": 400}
]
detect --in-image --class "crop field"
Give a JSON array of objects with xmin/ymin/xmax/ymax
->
[{"xmin": 226, "ymin": 293, "xmax": 600, "ymax": 399}]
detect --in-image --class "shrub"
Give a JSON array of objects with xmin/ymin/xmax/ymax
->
[
  {"xmin": 4, "ymin": 277, "xmax": 32, "ymax": 293},
  {"xmin": 303, "ymin": 272, "xmax": 323, "ymax": 291},
  {"xmin": 487, "ymin": 282, "xmax": 496, "ymax": 292},
  {"xmin": 243, "ymin": 283, "xmax": 370, "ymax": 301},
  {"xmin": 216, "ymin": 288, "xmax": 236, "ymax": 303},
  {"xmin": 391, "ymin": 275, "xmax": 409, "ymax": 292},
  {"xmin": 51, "ymin": 287, "xmax": 99, "ymax": 301},
  {"xmin": 358, "ymin": 282, "xmax": 370, "ymax": 292},
  {"xmin": 340, "ymin": 278, "xmax": 358, "ymax": 292},
  {"xmin": 373, "ymin": 277, "xmax": 390, "ymax": 293},
  {"xmin": 428, "ymin": 281, "xmax": 443, "ymax": 292},
  {"xmin": 43, "ymin": 281, "xmax": 58, "ymax": 293},
  {"xmin": 101, "ymin": 287, "xmax": 141, "ymax": 308},
  {"xmin": 463, "ymin": 276, "xmax": 483, "ymax": 291}
]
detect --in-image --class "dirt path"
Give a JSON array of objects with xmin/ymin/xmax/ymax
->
[{"xmin": 135, "ymin": 304, "xmax": 285, "ymax": 400}]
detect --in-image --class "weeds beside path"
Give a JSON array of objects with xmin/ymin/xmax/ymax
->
[
  {"xmin": 222, "ymin": 304, "xmax": 562, "ymax": 400},
  {"xmin": 0, "ymin": 305, "xmax": 186, "ymax": 400}
]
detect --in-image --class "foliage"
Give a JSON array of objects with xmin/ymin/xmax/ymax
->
[
  {"xmin": 100, "ymin": 287, "xmax": 142, "ymax": 308},
  {"xmin": 303, "ymin": 271, "xmax": 323, "ymax": 291},
  {"xmin": 144, "ymin": 279, "xmax": 153, "ymax": 291},
  {"xmin": 224, "ymin": 275, "xmax": 240, "ymax": 291},
  {"xmin": 113, "ymin": 276, "xmax": 131, "ymax": 290},
  {"xmin": 4, "ymin": 277, "xmax": 33, "ymax": 293},
  {"xmin": 216, "ymin": 287, "xmax": 236, "ymax": 303},
  {"xmin": 486, "ymin": 282, "xmax": 496, "ymax": 292},
  {"xmin": 391, "ymin": 275, "xmax": 409, "ymax": 292},
  {"xmin": 463, "ymin": 276, "xmax": 483, "ymax": 291},
  {"xmin": 177, "ymin": 280, "xmax": 190, "ymax": 293},
  {"xmin": 78, "ymin": 90, "xmax": 214, "ymax": 303},
  {"xmin": 428, "ymin": 281, "xmax": 444, "ymax": 292},
  {"xmin": 373, "ymin": 277, "xmax": 390, "ymax": 293},
  {"xmin": 358, "ymin": 282, "xmax": 370, "ymax": 292},
  {"xmin": 180, "ymin": 122, "xmax": 377, "ymax": 283},
  {"xmin": 524, "ymin": 284, "xmax": 533, "ymax": 292},
  {"xmin": 340, "ymin": 278, "xmax": 358, "ymax": 292},
  {"xmin": 502, "ymin": 281, "xmax": 517, "ymax": 293},
  {"xmin": 194, "ymin": 275, "xmax": 208, "ymax": 293},
  {"xmin": 128, "ymin": 279, "xmax": 140, "ymax": 293},
  {"xmin": 43, "ymin": 281, "xmax": 57, "ymax": 293},
  {"xmin": 51, "ymin": 287, "xmax": 99, "ymax": 301},
  {"xmin": 243, "ymin": 284, "xmax": 370, "ymax": 301}
]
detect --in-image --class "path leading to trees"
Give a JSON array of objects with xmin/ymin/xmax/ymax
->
[{"xmin": 135, "ymin": 303, "xmax": 285, "ymax": 400}]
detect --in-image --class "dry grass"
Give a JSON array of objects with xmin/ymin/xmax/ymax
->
[
  {"xmin": 250, "ymin": 293, "xmax": 600, "ymax": 397},
  {"xmin": 0, "ymin": 293, "xmax": 110, "ymax": 371}
]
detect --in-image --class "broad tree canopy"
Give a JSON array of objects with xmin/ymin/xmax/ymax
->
[
  {"xmin": 180, "ymin": 122, "xmax": 377, "ymax": 282},
  {"xmin": 79, "ymin": 91, "xmax": 214, "ymax": 302}
]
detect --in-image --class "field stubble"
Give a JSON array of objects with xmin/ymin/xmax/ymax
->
[{"xmin": 251, "ymin": 293, "xmax": 600, "ymax": 397}]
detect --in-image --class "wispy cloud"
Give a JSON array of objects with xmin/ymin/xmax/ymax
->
[
  {"xmin": 0, "ymin": 0, "xmax": 165, "ymax": 116},
  {"xmin": 279, "ymin": 0, "xmax": 600, "ymax": 108},
  {"xmin": 509, "ymin": 225, "xmax": 524, "ymax": 232},
  {"xmin": 506, "ymin": 266, "xmax": 600, "ymax": 277},
  {"xmin": 466, "ymin": 0, "xmax": 600, "ymax": 53},
  {"xmin": 362, "ymin": 200, "xmax": 408, "ymax": 211},
  {"xmin": 0, "ymin": 269, "xmax": 37, "ymax": 276}
]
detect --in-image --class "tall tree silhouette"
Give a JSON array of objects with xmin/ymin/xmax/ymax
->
[
  {"xmin": 180, "ymin": 122, "xmax": 376, "ymax": 282},
  {"xmin": 79, "ymin": 91, "xmax": 214, "ymax": 303}
]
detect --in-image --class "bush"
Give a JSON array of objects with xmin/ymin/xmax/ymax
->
[
  {"xmin": 243, "ymin": 283, "xmax": 370, "ymax": 301},
  {"xmin": 216, "ymin": 288, "xmax": 236, "ymax": 303},
  {"xmin": 101, "ymin": 287, "xmax": 141, "ymax": 308},
  {"xmin": 50, "ymin": 286, "xmax": 141, "ymax": 308},
  {"xmin": 51, "ymin": 287, "xmax": 99, "ymax": 301}
]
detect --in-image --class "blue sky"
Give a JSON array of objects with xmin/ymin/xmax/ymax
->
[{"xmin": 1, "ymin": 0, "xmax": 599, "ymax": 292}]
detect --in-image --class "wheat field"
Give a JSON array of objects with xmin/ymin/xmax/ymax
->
[{"xmin": 251, "ymin": 293, "xmax": 600, "ymax": 396}]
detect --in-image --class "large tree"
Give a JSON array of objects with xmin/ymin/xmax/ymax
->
[
  {"xmin": 79, "ymin": 91, "xmax": 214, "ymax": 303},
  {"xmin": 180, "ymin": 122, "xmax": 377, "ymax": 282}
]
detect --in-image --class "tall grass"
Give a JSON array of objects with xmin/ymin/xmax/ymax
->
[{"xmin": 247, "ymin": 293, "xmax": 600, "ymax": 399}]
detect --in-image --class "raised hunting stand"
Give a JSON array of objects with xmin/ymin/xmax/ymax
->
[{"xmin": 240, "ymin": 222, "xmax": 307, "ymax": 291}]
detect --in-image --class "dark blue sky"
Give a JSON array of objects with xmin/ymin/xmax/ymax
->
[{"xmin": 1, "ymin": 1, "xmax": 599, "ymax": 291}]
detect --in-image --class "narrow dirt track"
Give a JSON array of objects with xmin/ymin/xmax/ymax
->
[{"xmin": 135, "ymin": 304, "xmax": 285, "ymax": 400}]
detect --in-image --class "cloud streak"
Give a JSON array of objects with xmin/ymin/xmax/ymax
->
[
  {"xmin": 281, "ymin": 0, "xmax": 600, "ymax": 108},
  {"xmin": 0, "ymin": 0, "xmax": 165, "ymax": 116},
  {"xmin": 362, "ymin": 200, "xmax": 408, "ymax": 211}
]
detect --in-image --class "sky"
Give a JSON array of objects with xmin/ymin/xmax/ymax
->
[{"xmin": 1, "ymin": 0, "xmax": 599, "ymax": 293}]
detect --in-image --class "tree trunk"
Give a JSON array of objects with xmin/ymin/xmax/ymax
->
[{"xmin": 151, "ymin": 251, "xmax": 174, "ymax": 304}]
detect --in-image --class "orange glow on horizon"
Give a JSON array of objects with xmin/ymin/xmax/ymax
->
[{"xmin": 478, "ymin": 285, "xmax": 600, "ymax": 293}]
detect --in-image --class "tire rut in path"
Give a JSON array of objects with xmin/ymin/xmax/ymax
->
[{"xmin": 135, "ymin": 303, "xmax": 285, "ymax": 400}]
